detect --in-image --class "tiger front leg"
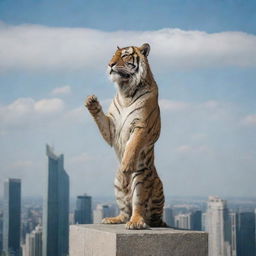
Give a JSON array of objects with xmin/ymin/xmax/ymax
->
[
  {"xmin": 120, "ymin": 127, "xmax": 146, "ymax": 173},
  {"xmin": 120, "ymin": 147, "xmax": 137, "ymax": 173},
  {"xmin": 125, "ymin": 170, "xmax": 152, "ymax": 230},
  {"xmin": 84, "ymin": 95, "xmax": 113, "ymax": 146}
]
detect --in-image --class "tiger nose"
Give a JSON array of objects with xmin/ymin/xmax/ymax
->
[{"xmin": 108, "ymin": 61, "xmax": 116, "ymax": 68}]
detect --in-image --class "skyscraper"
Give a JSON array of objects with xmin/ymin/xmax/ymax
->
[
  {"xmin": 201, "ymin": 212, "xmax": 207, "ymax": 231},
  {"xmin": 93, "ymin": 204, "xmax": 112, "ymax": 224},
  {"xmin": 163, "ymin": 206, "xmax": 174, "ymax": 227},
  {"xmin": 43, "ymin": 145, "xmax": 69, "ymax": 256},
  {"xmin": 3, "ymin": 178, "xmax": 21, "ymax": 256},
  {"xmin": 74, "ymin": 194, "xmax": 92, "ymax": 224},
  {"xmin": 224, "ymin": 212, "xmax": 237, "ymax": 256},
  {"xmin": 205, "ymin": 196, "xmax": 230, "ymax": 256},
  {"xmin": 24, "ymin": 225, "xmax": 42, "ymax": 256},
  {"xmin": 236, "ymin": 212, "xmax": 255, "ymax": 256},
  {"xmin": 191, "ymin": 210, "xmax": 202, "ymax": 231},
  {"xmin": 174, "ymin": 213, "xmax": 191, "ymax": 229}
]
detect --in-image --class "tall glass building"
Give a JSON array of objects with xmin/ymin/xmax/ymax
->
[
  {"xmin": 43, "ymin": 145, "xmax": 69, "ymax": 256},
  {"xmin": 237, "ymin": 212, "xmax": 255, "ymax": 256},
  {"xmin": 3, "ymin": 178, "xmax": 21, "ymax": 256},
  {"xmin": 190, "ymin": 210, "xmax": 202, "ymax": 231},
  {"xmin": 74, "ymin": 195, "xmax": 92, "ymax": 224}
]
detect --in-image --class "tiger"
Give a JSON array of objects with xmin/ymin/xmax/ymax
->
[{"xmin": 85, "ymin": 43, "xmax": 166, "ymax": 229}]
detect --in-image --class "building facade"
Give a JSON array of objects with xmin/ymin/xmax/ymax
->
[
  {"xmin": 236, "ymin": 212, "xmax": 255, "ymax": 256},
  {"xmin": 163, "ymin": 206, "xmax": 174, "ymax": 227},
  {"xmin": 23, "ymin": 225, "xmax": 42, "ymax": 256},
  {"xmin": 229, "ymin": 212, "xmax": 237, "ymax": 256},
  {"xmin": 190, "ymin": 210, "xmax": 202, "ymax": 231},
  {"xmin": 205, "ymin": 196, "xmax": 231, "ymax": 256},
  {"xmin": 74, "ymin": 195, "xmax": 92, "ymax": 224},
  {"xmin": 3, "ymin": 178, "xmax": 21, "ymax": 256},
  {"xmin": 175, "ymin": 213, "xmax": 191, "ymax": 229},
  {"xmin": 42, "ymin": 145, "xmax": 69, "ymax": 256},
  {"xmin": 93, "ymin": 204, "xmax": 112, "ymax": 224}
]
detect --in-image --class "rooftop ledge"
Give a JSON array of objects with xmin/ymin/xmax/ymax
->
[{"xmin": 70, "ymin": 224, "xmax": 208, "ymax": 256}]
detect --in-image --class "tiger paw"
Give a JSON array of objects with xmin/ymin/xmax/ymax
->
[
  {"xmin": 102, "ymin": 216, "xmax": 126, "ymax": 224},
  {"xmin": 125, "ymin": 218, "xmax": 149, "ymax": 230},
  {"xmin": 84, "ymin": 95, "xmax": 101, "ymax": 114}
]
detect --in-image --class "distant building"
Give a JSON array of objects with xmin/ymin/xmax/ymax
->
[
  {"xmin": 175, "ymin": 213, "xmax": 191, "ymax": 229},
  {"xmin": 69, "ymin": 213, "xmax": 75, "ymax": 225},
  {"xmin": 23, "ymin": 225, "xmax": 42, "ymax": 256},
  {"xmin": 107, "ymin": 203, "xmax": 119, "ymax": 217},
  {"xmin": 42, "ymin": 145, "xmax": 69, "ymax": 256},
  {"xmin": 3, "ymin": 178, "xmax": 21, "ymax": 256},
  {"xmin": 21, "ymin": 207, "xmax": 42, "ymax": 244},
  {"xmin": 228, "ymin": 212, "xmax": 237, "ymax": 256},
  {"xmin": 190, "ymin": 210, "xmax": 202, "ymax": 231},
  {"xmin": 205, "ymin": 196, "xmax": 231, "ymax": 256},
  {"xmin": 74, "ymin": 195, "xmax": 92, "ymax": 224},
  {"xmin": 93, "ymin": 204, "xmax": 112, "ymax": 224},
  {"xmin": 236, "ymin": 212, "xmax": 255, "ymax": 256},
  {"xmin": 201, "ymin": 212, "xmax": 207, "ymax": 231},
  {"xmin": 163, "ymin": 206, "xmax": 174, "ymax": 227}
]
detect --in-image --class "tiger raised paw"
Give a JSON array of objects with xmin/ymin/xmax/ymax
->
[{"xmin": 84, "ymin": 95, "xmax": 101, "ymax": 115}]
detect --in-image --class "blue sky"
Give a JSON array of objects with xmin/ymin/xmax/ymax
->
[
  {"xmin": 0, "ymin": 0, "xmax": 256, "ymax": 33},
  {"xmin": 0, "ymin": 0, "xmax": 255, "ymax": 198}
]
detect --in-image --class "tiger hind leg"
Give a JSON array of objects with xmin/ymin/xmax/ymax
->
[
  {"xmin": 148, "ymin": 176, "xmax": 166, "ymax": 227},
  {"xmin": 102, "ymin": 176, "xmax": 131, "ymax": 225}
]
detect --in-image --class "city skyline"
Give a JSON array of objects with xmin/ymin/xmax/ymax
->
[
  {"xmin": 1, "ymin": 192, "xmax": 254, "ymax": 256},
  {"xmin": 0, "ymin": 0, "xmax": 256, "ymax": 199}
]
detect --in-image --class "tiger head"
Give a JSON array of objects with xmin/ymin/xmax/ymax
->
[{"xmin": 108, "ymin": 43, "xmax": 150, "ymax": 87}]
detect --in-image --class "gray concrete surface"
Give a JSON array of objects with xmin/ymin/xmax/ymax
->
[{"xmin": 70, "ymin": 224, "xmax": 208, "ymax": 256}]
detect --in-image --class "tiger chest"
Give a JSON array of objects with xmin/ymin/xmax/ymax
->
[{"xmin": 111, "ymin": 104, "xmax": 143, "ymax": 159}]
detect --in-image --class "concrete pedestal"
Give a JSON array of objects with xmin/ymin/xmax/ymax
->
[{"xmin": 70, "ymin": 224, "xmax": 208, "ymax": 256}]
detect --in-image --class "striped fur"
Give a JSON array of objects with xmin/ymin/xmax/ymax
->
[{"xmin": 85, "ymin": 43, "xmax": 165, "ymax": 229}]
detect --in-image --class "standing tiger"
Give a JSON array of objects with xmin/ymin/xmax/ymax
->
[{"xmin": 85, "ymin": 43, "xmax": 166, "ymax": 229}]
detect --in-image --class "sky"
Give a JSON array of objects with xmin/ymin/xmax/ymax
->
[{"xmin": 0, "ymin": 0, "xmax": 255, "ymax": 199}]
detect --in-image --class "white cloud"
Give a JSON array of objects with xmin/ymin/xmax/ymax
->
[
  {"xmin": 0, "ymin": 97, "xmax": 64, "ymax": 132},
  {"xmin": 176, "ymin": 145, "xmax": 192, "ymax": 153},
  {"xmin": 34, "ymin": 98, "xmax": 64, "ymax": 113},
  {"xmin": 176, "ymin": 145, "xmax": 209, "ymax": 154},
  {"xmin": 0, "ymin": 22, "xmax": 256, "ymax": 71},
  {"xmin": 242, "ymin": 114, "xmax": 256, "ymax": 126},
  {"xmin": 9, "ymin": 160, "xmax": 33, "ymax": 169},
  {"xmin": 51, "ymin": 85, "xmax": 71, "ymax": 95},
  {"xmin": 69, "ymin": 152, "xmax": 92, "ymax": 165},
  {"xmin": 161, "ymin": 98, "xmax": 238, "ymax": 123},
  {"xmin": 159, "ymin": 99, "xmax": 189, "ymax": 111}
]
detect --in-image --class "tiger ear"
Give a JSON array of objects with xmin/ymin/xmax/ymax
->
[{"xmin": 139, "ymin": 43, "xmax": 150, "ymax": 57}]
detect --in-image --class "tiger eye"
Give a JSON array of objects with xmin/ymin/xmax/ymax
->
[{"xmin": 122, "ymin": 54, "xmax": 129, "ymax": 59}]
